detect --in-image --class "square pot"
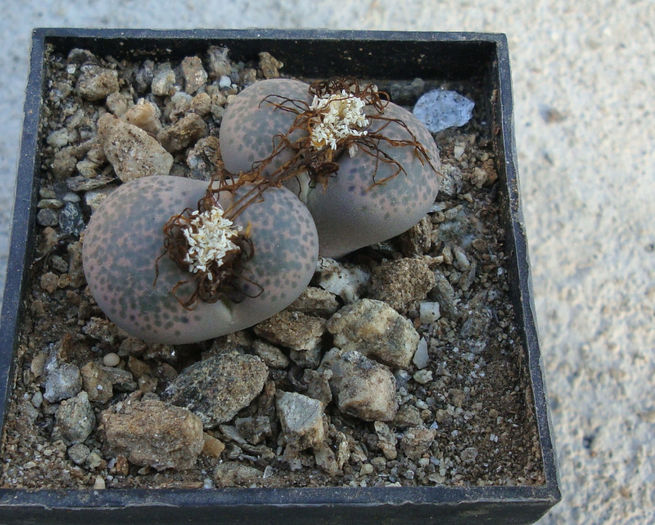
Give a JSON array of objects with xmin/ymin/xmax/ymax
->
[{"xmin": 0, "ymin": 28, "xmax": 559, "ymax": 524}]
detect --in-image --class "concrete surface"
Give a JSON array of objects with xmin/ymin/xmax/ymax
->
[{"xmin": 0, "ymin": 1, "xmax": 653, "ymax": 523}]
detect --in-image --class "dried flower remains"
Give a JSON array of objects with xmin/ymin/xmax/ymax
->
[
  {"xmin": 156, "ymin": 172, "xmax": 264, "ymax": 310},
  {"xmin": 257, "ymin": 78, "xmax": 437, "ymax": 189}
]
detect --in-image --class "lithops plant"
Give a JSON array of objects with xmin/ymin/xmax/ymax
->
[
  {"xmin": 83, "ymin": 175, "xmax": 318, "ymax": 344},
  {"xmin": 219, "ymin": 78, "xmax": 441, "ymax": 257}
]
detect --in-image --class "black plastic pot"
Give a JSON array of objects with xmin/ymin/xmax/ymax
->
[{"xmin": 0, "ymin": 28, "xmax": 559, "ymax": 524}]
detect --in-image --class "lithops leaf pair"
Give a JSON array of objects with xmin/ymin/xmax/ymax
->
[
  {"xmin": 83, "ymin": 176, "xmax": 318, "ymax": 344},
  {"xmin": 220, "ymin": 78, "xmax": 441, "ymax": 257}
]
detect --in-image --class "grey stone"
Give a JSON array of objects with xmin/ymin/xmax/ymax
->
[
  {"xmin": 276, "ymin": 391, "xmax": 325, "ymax": 450},
  {"xmin": 86, "ymin": 451, "xmax": 104, "ymax": 470},
  {"xmin": 429, "ymin": 270, "xmax": 458, "ymax": 319},
  {"xmin": 53, "ymin": 391, "xmax": 95, "ymax": 444},
  {"xmin": 218, "ymin": 75, "xmax": 232, "ymax": 89},
  {"xmin": 165, "ymin": 91, "xmax": 192, "ymax": 122},
  {"xmin": 412, "ymin": 89, "xmax": 474, "ymax": 133},
  {"xmin": 234, "ymin": 416, "xmax": 272, "ymax": 445},
  {"xmin": 412, "ymin": 338, "xmax": 430, "ymax": 369},
  {"xmin": 44, "ymin": 362, "xmax": 82, "ymax": 403},
  {"xmin": 49, "ymin": 255, "xmax": 69, "ymax": 273},
  {"xmin": 287, "ymin": 286, "xmax": 339, "ymax": 317},
  {"xmin": 327, "ymin": 298, "xmax": 419, "ymax": 369},
  {"xmin": 101, "ymin": 398, "xmax": 204, "ymax": 471},
  {"xmin": 302, "ymin": 368, "xmax": 333, "ymax": 407},
  {"xmin": 439, "ymin": 163, "xmax": 464, "ymax": 197},
  {"xmin": 320, "ymin": 348, "xmax": 397, "ymax": 422},
  {"xmin": 181, "ymin": 56, "xmax": 208, "ymax": 94},
  {"xmin": 157, "ymin": 113, "xmax": 208, "ymax": 153},
  {"xmin": 388, "ymin": 78, "xmax": 425, "ymax": 104},
  {"xmin": 102, "ymin": 352, "xmax": 120, "ymax": 367},
  {"xmin": 31, "ymin": 391, "xmax": 43, "ymax": 409},
  {"xmin": 207, "ymin": 46, "xmax": 231, "ymax": 79},
  {"xmin": 374, "ymin": 421, "xmax": 398, "ymax": 460},
  {"xmin": 77, "ymin": 159, "xmax": 99, "ymax": 179},
  {"xmin": 419, "ymin": 301, "xmax": 441, "ymax": 324},
  {"xmin": 413, "ymin": 369, "xmax": 433, "ymax": 385},
  {"xmin": 368, "ymin": 257, "xmax": 436, "ymax": 313},
  {"xmin": 67, "ymin": 48, "xmax": 97, "ymax": 66},
  {"xmin": 314, "ymin": 443, "xmax": 340, "ymax": 475},
  {"xmin": 214, "ymin": 461, "xmax": 263, "ymax": 486},
  {"xmin": 38, "ymin": 198, "xmax": 65, "ymax": 209},
  {"xmin": 102, "ymin": 366, "xmax": 137, "ymax": 392},
  {"xmin": 80, "ymin": 361, "xmax": 113, "ymax": 403},
  {"xmin": 47, "ymin": 128, "xmax": 70, "ymax": 148},
  {"xmin": 134, "ymin": 60, "xmax": 155, "ymax": 94},
  {"xmin": 163, "ymin": 352, "xmax": 268, "ymax": 428},
  {"xmin": 98, "ymin": 114, "xmax": 173, "ymax": 181},
  {"xmin": 151, "ymin": 62, "xmax": 177, "ymax": 96},
  {"xmin": 289, "ymin": 345, "xmax": 323, "ymax": 369},
  {"xmin": 67, "ymin": 443, "xmax": 90, "ymax": 465},
  {"xmin": 461, "ymin": 446, "xmax": 479, "ymax": 463},
  {"xmin": 393, "ymin": 404, "xmax": 423, "ymax": 428},
  {"xmin": 252, "ymin": 339, "xmax": 290, "ymax": 369},
  {"xmin": 315, "ymin": 258, "xmax": 369, "ymax": 303},
  {"xmin": 76, "ymin": 65, "xmax": 119, "ymax": 101},
  {"xmin": 58, "ymin": 202, "xmax": 85, "ymax": 237},
  {"xmin": 37, "ymin": 208, "xmax": 59, "ymax": 227},
  {"xmin": 186, "ymin": 135, "xmax": 221, "ymax": 180},
  {"xmin": 254, "ymin": 310, "xmax": 326, "ymax": 353},
  {"xmin": 106, "ymin": 91, "xmax": 132, "ymax": 117},
  {"xmin": 400, "ymin": 425, "xmax": 436, "ymax": 460}
]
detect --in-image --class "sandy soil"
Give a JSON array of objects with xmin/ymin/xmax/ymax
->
[{"xmin": 0, "ymin": 1, "xmax": 653, "ymax": 523}]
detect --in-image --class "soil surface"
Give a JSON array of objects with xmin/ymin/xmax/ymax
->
[{"xmin": 0, "ymin": 45, "xmax": 544, "ymax": 490}]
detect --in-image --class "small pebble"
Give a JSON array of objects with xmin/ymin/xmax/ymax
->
[
  {"xmin": 413, "ymin": 369, "xmax": 433, "ymax": 385},
  {"xmin": 103, "ymin": 353, "xmax": 120, "ymax": 367},
  {"xmin": 151, "ymin": 62, "xmax": 176, "ymax": 96},
  {"xmin": 207, "ymin": 46, "xmax": 231, "ymax": 78},
  {"xmin": 412, "ymin": 338, "xmax": 430, "ymax": 369},
  {"xmin": 31, "ymin": 391, "xmax": 43, "ymax": 408},
  {"xmin": 413, "ymin": 89, "xmax": 474, "ymax": 133},
  {"xmin": 360, "ymin": 463, "xmax": 374, "ymax": 476},
  {"xmin": 419, "ymin": 302, "xmax": 441, "ymax": 324},
  {"xmin": 40, "ymin": 272, "xmax": 59, "ymax": 294},
  {"xmin": 67, "ymin": 443, "xmax": 90, "ymax": 465},
  {"xmin": 76, "ymin": 65, "xmax": 119, "ymax": 101},
  {"xmin": 37, "ymin": 208, "xmax": 59, "ymax": 227},
  {"xmin": 47, "ymin": 128, "xmax": 70, "ymax": 148},
  {"xmin": 86, "ymin": 451, "xmax": 104, "ymax": 470},
  {"xmin": 218, "ymin": 75, "xmax": 232, "ymax": 89},
  {"xmin": 62, "ymin": 192, "xmax": 81, "ymax": 203},
  {"xmin": 58, "ymin": 202, "xmax": 85, "ymax": 237},
  {"xmin": 93, "ymin": 476, "xmax": 106, "ymax": 490},
  {"xmin": 38, "ymin": 198, "xmax": 64, "ymax": 209}
]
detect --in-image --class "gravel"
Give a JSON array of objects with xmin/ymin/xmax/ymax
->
[{"xmin": 0, "ymin": 2, "xmax": 653, "ymax": 523}]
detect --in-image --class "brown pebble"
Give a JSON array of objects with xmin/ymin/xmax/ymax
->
[
  {"xmin": 202, "ymin": 434, "xmax": 225, "ymax": 458},
  {"xmin": 128, "ymin": 356, "xmax": 151, "ymax": 378},
  {"xmin": 40, "ymin": 272, "xmax": 59, "ymax": 294},
  {"xmin": 111, "ymin": 455, "xmax": 130, "ymax": 476}
]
